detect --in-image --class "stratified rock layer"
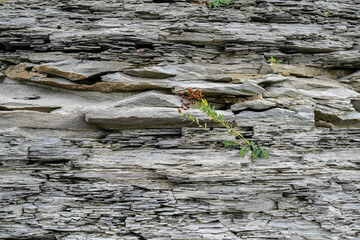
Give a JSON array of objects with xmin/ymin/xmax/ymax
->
[{"xmin": 1, "ymin": 0, "xmax": 360, "ymax": 239}]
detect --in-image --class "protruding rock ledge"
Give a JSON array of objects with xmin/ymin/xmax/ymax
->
[
  {"xmin": 0, "ymin": 111, "xmax": 95, "ymax": 130},
  {"xmin": 113, "ymin": 91, "xmax": 182, "ymax": 108},
  {"xmin": 5, "ymin": 63, "xmax": 265, "ymax": 96},
  {"xmin": 5, "ymin": 63, "xmax": 167, "ymax": 93},
  {"xmin": 260, "ymin": 63, "xmax": 353, "ymax": 79},
  {"xmin": 231, "ymin": 99, "xmax": 276, "ymax": 112},
  {"xmin": 235, "ymin": 107, "xmax": 315, "ymax": 127},
  {"xmin": 32, "ymin": 60, "xmax": 132, "ymax": 81},
  {"xmin": 85, "ymin": 107, "xmax": 235, "ymax": 130},
  {"xmin": 123, "ymin": 66, "xmax": 178, "ymax": 79}
]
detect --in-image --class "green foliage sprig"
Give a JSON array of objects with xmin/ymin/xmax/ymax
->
[
  {"xmin": 267, "ymin": 56, "xmax": 280, "ymax": 64},
  {"xmin": 178, "ymin": 88, "xmax": 269, "ymax": 159},
  {"xmin": 207, "ymin": 0, "xmax": 230, "ymax": 9}
]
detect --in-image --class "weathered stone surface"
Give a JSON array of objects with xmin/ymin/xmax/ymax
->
[
  {"xmin": 235, "ymin": 107, "xmax": 315, "ymax": 127},
  {"xmin": 1, "ymin": 125, "xmax": 360, "ymax": 240},
  {"xmin": 113, "ymin": 91, "xmax": 182, "ymax": 108},
  {"xmin": 5, "ymin": 63, "xmax": 166, "ymax": 93},
  {"xmin": 32, "ymin": 60, "xmax": 131, "ymax": 81},
  {"xmin": 0, "ymin": 78, "xmax": 121, "ymax": 112},
  {"xmin": 0, "ymin": 111, "xmax": 95, "ymax": 130},
  {"xmin": 231, "ymin": 74, "xmax": 289, "ymax": 85},
  {"xmin": 1, "ymin": 0, "xmax": 360, "ymax": 239},
  {"xmin": 103, "ymin": 72, "xmax": 265, "ymax": 96},
  {"xmin": 123, "ymin": 66, "xmax": 178, "ymax": 79},
  {"xmin": 231, "ymin": 99, "xmax": 276, "ymax": 112},
  {"xmin": 263, "ymin": 64, "xmax": 350, "ymax": 79},
  {"xmin": 85, "ymin": 107, "xmax": 234, "ymax": 130},
  {"xmin": 340, "ymin": 70, "xmax": 360, "ymax": 92}
]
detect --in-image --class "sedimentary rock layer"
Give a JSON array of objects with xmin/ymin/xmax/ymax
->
[{"xmin": 0, "ymin": 0, "xmax": 360, "ymax": 239}]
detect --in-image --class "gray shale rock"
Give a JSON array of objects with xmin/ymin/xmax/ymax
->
[
  {"xmin": 231, "ymin": 99, "xmax": 277, "ymax": 112},
  {"xmin": 235, "ymin": 107, "xmax": 315, "ymax": 127},
  {"xmin": 85, "ymin": 107, "xmax": 234, "ymax": 130},
  {"xmin": 123, "ymin": 66, "xmax": 178, "ymax": 79},
  {"xmin": 1, "ymin": 0, "xmax": 360, "ymax": 239},
  {"xmin": 32, "ymin": 60, "xmax": 132, "ymax": 81},
  {"xmin": 113, "ymin": 91, "xmax": 182, "ymax": 108}
]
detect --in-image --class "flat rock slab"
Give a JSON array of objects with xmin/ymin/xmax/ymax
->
[
  {"xmin": 261, "ymin": 64, "xmax": 347, "ymax": 79},
  {"xmin": 113, "ymin": 91, "xmax": 182, "ymax": 108},
  {"xmin": 235, "ymin": 107, "xmax": 315, "ymax": 127},
  {"xmin": 32, "ymin": 60, "xmax": 132, "ymax": 81},
  {"xmin": 5, "ymin": 64, "xmax": 263, "ymax": 96},
  {"xmin": 123, "ymin": 66, "xmax": 178, "ymax": 79},
  {"xmin": 5, "ymin": 63, "xmax": 165, "ymax": 93},
  {"xmin": 85, "ymin": 107, "xmax": 234, "ymax": 130},
  {"xmin": 231, "ymin": 99, "xmax": 277, "ymax": 112},
  {"xmin": 123, "ymin": 63, "xmax": 260, "ymax": 80},
  {"xmin": 104, "ymin": 72, "xmax": 265, "ymax": 96},
  {"xmin": 0, "ymin": 111, "xmax": 95, "ymax": 130},
  {"xmin": 0, "ymin": 78, "xmax": 112, "ymax": 112},
  {"xmin": 231, "ymin": 74, "xmax": 289, "ymax": 85}
]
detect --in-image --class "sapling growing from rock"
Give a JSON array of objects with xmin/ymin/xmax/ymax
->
[{"xmin": 178, "ymin": 87, "xmax": 269, "ymax": 159}]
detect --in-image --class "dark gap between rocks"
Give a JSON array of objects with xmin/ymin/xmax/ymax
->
[
  {"xmin": 27, "ymin": 158, "xmax": 71, "ymax": 165},
  {"xmin": 5, "ymin": 45, "xmax": 33, "ymax": 52},
  {"xmin": 135, "ymin": 42, "xmax": 155, "ymax": 50},
  {"xmin": 314, "ymin": 110, "xmax": 337, "ymax": 128},
  {"xmin": 62, "ymin": 48, "xmax": 103, "ymax": 53},
  {"xmin": 77, "ymin": 73, "xmax": 105, "ymax": 85},
  {"xmin": 1, "ymin": 107, "xmax": 62, "ymax": 113},
  {"xmin": 0, "ymin": 106, "xmax": 10, "ymax": 111},
  {"xmin": 329, "ymin": 67, "xmax": 357, "ymax": 79},
  {"xmin": 44, "ymin": 73, "xmax": 104, "ymax": 85},
  {"xmin": 231, "ymin": 107, "xmax": 277, "ymax": 115},
  {"xmin": 0, "ymin": 43, "xmax": 6, "ymax": 50},
  {"xmin": 351, "ymin": 100, "xmax": 360, "ymax": 112}
]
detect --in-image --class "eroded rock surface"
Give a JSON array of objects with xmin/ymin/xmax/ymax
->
[{"xmin": 1, "ymin": 0, "xmax": 360, "ymax": 239}]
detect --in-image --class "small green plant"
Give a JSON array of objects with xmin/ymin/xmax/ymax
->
[
  {"xmin": 207, "ymin": 0, "xmax": 230, "ymax": 9},
  {"xmin": 267, "ymin": 56, "xmax": 280, "ymax": 64},
  {"xmin": 324, "ymin": 12, "xmax": 328, "ymax": 17},
  {"xmin": 178, "ymin": 88, "xmax": 269, "ymax": 159},
  {"xmin": 224, "ymin": 140, "xmax": 269, "ymax": 159}
]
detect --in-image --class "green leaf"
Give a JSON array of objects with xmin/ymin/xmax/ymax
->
[
  {"xmin": 239, "ymin": 146, "xmax": 245, "ymax": 158},
  {"xmin": 224, "ymin": 141, "xmax": 239, "ymax": 149},
  {"xmin": 239, "ymin": 145, "xmax": 250, "ymax": 158},
  {"xmin": 259, "ymin": 147, "xmax": 269, "ymax": 158}
]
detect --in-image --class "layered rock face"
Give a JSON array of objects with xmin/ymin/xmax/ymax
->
[{"xmin": 1, "ymin": 0, "xmax": 360, "ymax": 239}]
